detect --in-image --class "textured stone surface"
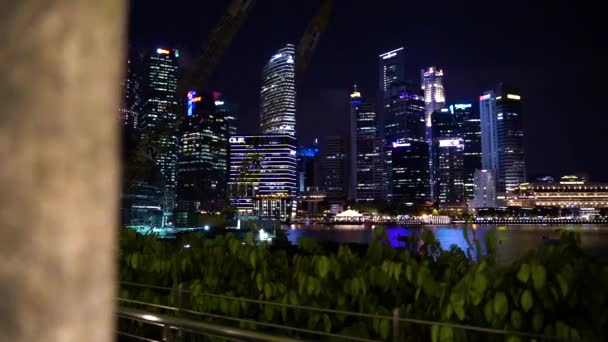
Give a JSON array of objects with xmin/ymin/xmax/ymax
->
[{"xmin": 0, "ymin": 1, "xmax": 124, "ymax": 341}]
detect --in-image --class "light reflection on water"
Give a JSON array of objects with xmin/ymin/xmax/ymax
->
[{"xmin": 286, "ymin": 224, "xmax": 608, "ymax": 264}]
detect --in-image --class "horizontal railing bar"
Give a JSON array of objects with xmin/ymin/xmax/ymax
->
[
  {"xmin": 118, "ymin": 306, "xmax": 302, "ymax": 342},
  {"xmin": 116, "ymin": 330, "xmax": 160, "ymax": 342},
  {"xmin": 120, "ymin": 282, "xmax": 563, "ymax": 340},
  {"xmin": 118, "ymin": 300, "xmax": 379, "ymax": 342}
]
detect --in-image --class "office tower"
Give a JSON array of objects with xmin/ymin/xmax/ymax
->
[
  {"xmin": 119, "ymin": 59, "xmax": 142, "ymax": 130},
  {"xmin": 323, "ymin": 136, "xmax": 348, "ymax": 199},
  {"xmin": 421, "ymin": 67, "xmax": 446, "ymax": 201},
  {"xmin": 121, "ymin": 181, "xmax": 164, "ymax": 227},
  {"xmin": 140, "ymin": 48, "xmax": 180, "ymax": 218},
  {"xmin": 391, "ymin": 140, "xmax": 430, "ymax": 204},
  {"xmin": 259, "ymin": 44, "xmax": 296, "ymax": 136},
  {"xmin": 479, "ymin": 90, "xmax": 498, "ymax": 171},
  {"xmin": 479, "ymin": 84, "xmax": 526, "ymax": 193},
  {"xmin": 297, "ymin": 141, "xmax": 320, "ymax": 194},
  {"xmin": 421, "ymin": 67, "xmax": 446, "ymax": 129},
  {"xmin": 354, "ymin": 91, "xmax": 385, "ymax": 202},
  {"xmin": 496, "ymin": 85, "xmax": 525, "ymax": 192},
  {"xmin": 472, "ymin": 169, "xmax": 497, "ymax": 208},
  {"xmin": 348, "ymin": 87, "xmax": 362, "ymax": 200},
  {"xmin": 175, "ymin": 91, "xmax": 232, "ymax": 226},
  {"xmin": 378, "ymin": 47, "xmax": 405, "ymax": 96},
  {"xmin": 383, "ymin": 82, "xmax": 426, "ymax": 199},
  {"xmin": 228, "ymin": 135, "xmax": 297, "ymax": 221},
  {"xmin": 436, "ymin": 138, "xmax": 465, "ymax": 208},
  {"xmin": 433, "ymin": 104, "xmax": 482, "ymax": 202}
]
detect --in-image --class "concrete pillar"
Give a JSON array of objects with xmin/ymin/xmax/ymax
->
[{"xmin": 0, "ymin": 1, "xmax": 124, "ymax": 341}]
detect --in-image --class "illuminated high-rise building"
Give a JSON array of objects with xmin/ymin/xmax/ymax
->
[
  {"xmin": 259, "ymin": 44, "xmax": 296, "ymax": 136},
  {"xmin": 140, "ymin": 47, "xmax": 180, "ymax": 219},
  {"xmin": 353, "ymin": 91, "xmax": 385, "ymax": 202},
  {"xmin": 433, "ymin": 104, "xmax": 481, "ymax": 202},
  {"xmin": 323, "ymin": 136, "xmax": 348, "ymax": 200},
  {"xmin": 175, "ymin": 92, "xmax": 233, "ymax": 227},
  {"xmin": 383, "ymin": 81, "xmax": 426, "ymax": 200},
  {"xmin": 378, "ymin": 47, "xmax": 405, "ymax": 96},
  {"xmin": 436, "ymin": 138, "xmax": 465, "ymax": 208},
  {"xmin": 472, "ymin": 169, "xmax": 497, "ymax": 208},
  {"xmin": 421, "ymin": 67, "xmax": 446, "ymax": 129},
  {"xmin": 479, "ymin": 84, "xmax": 526, "ymax": 193},
  {"xmin": 119, "ymin": 59, "xmax": 142, "ymax": 131},
  {"xmin": 228, "ymin": 135, "xmax": 297, "ymax": 221},
  {"xmin": 297, "ymin": 141, "xmax": 320, "ymax": 194},
  {"xmin": 421, "ymin": 67, "xmax": 446, "ymax": 201},
  {"xmin": 391, "ymin": 140, "xmax": 430, "ymax": 204}
]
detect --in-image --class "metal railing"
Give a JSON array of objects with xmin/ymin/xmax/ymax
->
[{"xmin": 118, "ymin": 281, "xmax": 562, "ymax": 341}]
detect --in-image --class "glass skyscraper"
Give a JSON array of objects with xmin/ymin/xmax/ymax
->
[
  {"xmin": 175, "ymin": 92, "xmax": 233, "ymax": 227},
  {"xmin": 323, "ymin": 136, "xmax": 348, "ymax": 200},
  {"xmin": 259, "ymin": 44, "xmax": 296, "ymax": 136},
  {"xmin": 436, "ymin": 138, "xmax": 465, "ymax": 208},
  {"xmin": 479, "ymin": 84, "xmax": 526, "ymax": 193},
  {"xmin": 353, "ymin": 92, "xmax": 385, "ymax": 202},
  {"xmin": 140, "ymin": 48, "xmax": 180, "ymax": 219},
  {"xmin": 391, "ymin": 140, "xmax": 430, "ymax": 204},
  {"xmin": 421, "ymin": 67, "xmax": 446, "ymax": 129},
  {"xmin": 227, "ymin": 135, "xmax": 297, "ymax": 221},
  {"xmin": 378, "ymin": 47, "xmax": 405, "ymax": 96}
]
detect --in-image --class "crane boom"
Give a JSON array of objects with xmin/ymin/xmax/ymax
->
[{"xmin": 296, "ymin": 0, "xmax": 333, "ymax": 82}]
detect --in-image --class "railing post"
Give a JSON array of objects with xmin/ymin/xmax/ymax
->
[
  {"xmin": 162, "ymin": 324, "xmax": 173, "ymax": 342},
  {"xmin": 177, "ymin": 283, "xmax": 184, "ymax": 341},
  {"xmin": 392, "ymin": 308, "xmax": 400, "ymax": 342}
]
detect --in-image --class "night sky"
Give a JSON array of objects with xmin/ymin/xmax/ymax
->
[{"xmin": 129, "ymin": 0, "xmax": 606, "ymax": 180}]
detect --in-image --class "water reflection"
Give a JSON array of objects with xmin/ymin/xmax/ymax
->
[{"xmin": 287, "ymin": 224, "xmax": 608, "ymax": 264}]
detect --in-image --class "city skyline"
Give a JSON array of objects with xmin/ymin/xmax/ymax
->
[{"xmin": 128, "ymin": 0, "xmax": 606, "ymax": 180}]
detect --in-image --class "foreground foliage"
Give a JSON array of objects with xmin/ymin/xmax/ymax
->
[{"xmin": 119, "ymin": 227, "xmax": 608, "ymax": 341}]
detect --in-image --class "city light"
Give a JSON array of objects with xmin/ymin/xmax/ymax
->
[
  {"xmin": 439, "ymin": 138, "xmax": 464, "ymax": 147},
  {"xmin": 392, "ymin": 142, "xmax": 411, "ymax": 148},
  {"xmin": 479, "ymin": 94, "xmax": 491, "ymax": 100},
  {"xmin": 507, "ymin": 94, "xmax": 521, "ymax": 100},
  {"xmin": 454, "ymin": 104, "xmax": 472, "ymax": 109},
  {"xmin": 156, "ymin": 48, "xmax": 170, "ymax": 54}
]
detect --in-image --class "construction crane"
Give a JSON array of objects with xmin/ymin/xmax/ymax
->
[{"xmin": 296, "ymin": 0, "xmax": 333, "ymax": 82}]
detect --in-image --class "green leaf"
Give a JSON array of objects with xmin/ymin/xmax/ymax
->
[
  {"xmin": 516, "ymin": 263, "xmax": 530, "ymax": 283},
  {"xmin": 431, "ymin": 325, "xmax": 440, "ymax": 342},
  {"xmin": 532, "ymin": 312, "xmax": 544, "ymax": 332},
  {"xmin": 532, "ymin": 264, "xmax": 546, "ymax": 290},
  {"xmin": 406, "ymin": 265, "xmax": 413, "ymax": 283},
  {"xmin": 379, "ymin": 319, "xmax": 390, "ymax": 340},
  {"xmin": 317, "ymin": 256, "xmax": 329, "ymax": 278},
  {"xmin": 439, "ymin": 326, "xmax": 454, "ymax": 342},
  {"xmin": 444, "ymin": 304, "xmax": 453, "ymax": 320},
  {"xmin": 520, "ymin": 290, "xmax": 533, "ymax": 313},
  {"xmin": 510, "ymin": 310, "xmax": 523, "ymax": 329},
  {"xmin": 556, "ymin": 321, "xmax": 569, "ymax": 339},
  {"xmin": 505, "ymin": 336, "xmax": 522, "ymax": 342},
  {"xmin": 450, "ymin": 293, "xmax": 465, "ymax": 320},
  {"xmin": 493, "ymin": 292, "xmax": 508, "ymax": 319},
  {"xmin": 484, "ymin": 300, "xmax": 493, "ymax": 323},
  {"xmin": 322, "ymin": 314, "xmax": 332, "ymax": 333},
  {"xmin": 471, "ymin": 273, "xmax": 488, "ymax": 305},
  {"xmin": 256, "ymin": 273, "xmax": 263, "ymax": 292},
  {"xmin": 264, "ymin": 283, "xmax": 272, "ymax": 298},
  {"xmin": 556, "ymin": 274, "xmax": 569, "ymax": 297}
]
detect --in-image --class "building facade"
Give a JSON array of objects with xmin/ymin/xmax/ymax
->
[
  {"xmin": 472, "ymin": 169, "xmax": 497, "ymax": 208},
  {"xmin": 421, "ymin": 67, "xmax": 446, "ymax": 201},
  {"xmin": 353, "ymin": 93, "xmax": 385, "ymax": 202},
  {"xmin": 378, "ymin": 47, "xmax": 405, "ymax": 96},
  {"xmin": 436, "ymin": 138, "xmax": 465, "ymax": 208},
  {"xmin": 391, "ymin": 140, "xmax": 430, "ymax": 204},
  {"xmin": 140, "ymin": 48, "xmax": 180, "ymax": 218},
  {"xmin": 323, "ymin": 136, "xmax": 348, "ymax": 200},
  {"xmin": 259, "ymin": 44, "xmax": 296, "ymax": 136},
  {"xmin": 297, "ymin": 142, "xmax": 320, "ymax": 194},
  {"xmin": 480, "ymin": 85, "xmax": 526, "ymax": 193},
  {"xmin": 228, "ymin": 135, "xmax": 297, "ymax": 221},
  {"xmin": 175, "ymin": 91, "xmax": 232, "ymax": 227},
  {"xmin": 507, "ymin": 176, "xmax": 608, "ymax": 209},
  {"xmin": 119, "ymin": 59, "xmax": 142, "ymax": 131}
]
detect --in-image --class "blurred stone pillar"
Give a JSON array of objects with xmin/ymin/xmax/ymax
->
[{"xmin": 0, "ymin": 1, "xmax": 124, "ymax": 341}]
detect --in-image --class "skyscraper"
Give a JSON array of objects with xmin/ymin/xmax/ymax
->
[
  {"xmin": 479, "ymin": 84, "xmax": 526, "ymax": 193},
  {"xmin": 383, "ymin": 81, "xmax": 426, "ymax": 199},
  {"xmin": 436, "ymin": 138, "xmax": 465, "ymax": 208},
  {"xmin": 175, "ymin": 91, "xmax": 232, "ymax": 227},
  {"xmin": 259, "ymin": 44, "xmax": 296, "ymax": 136},
  {"xmin": 472, "ymin": 169, "xmax": 497, "ymax": 208},
  {"xmin": 378, "ymin": 47, "xmax": 405, "ymax": 96},
  {"xmin": 496, "ymin": 85, "xmax": 525, "ymax": 192},
  {"xmin": 323, "ymin": 136, "xmax": 348, "ymax": 200},
  {"xmin": 140, "ymin": 47, "xmax": 180, "ymax": 219},
  {"xmin": 421, "ymin": 67, "xmax": 446, "ymax": 202},
  {"xmin": 391, "ymin": 140, "xmax": 430, "ymax": 204},
  {"xmin": 433, "ymin": 104, "xmax": 482, "ymax": 202},
  {"xmin": 479, "ymin": 90, "xmax": 498, "ymax": 172},
  {"xmin": 228, "ymin": 135, "xmax": 297, "ymax": 221},
  {"xmin": 297, "ymin": 141, "xmax": 320, "ymax": 194},
  {"xmin": 119, "ymin": 59, "xmax": 142, "ymax": 131},
  {"xmin": 421, "ymin": 67, "xmax": 446, "ymax": 129},
  {"xmin": 353, "ymin": 92, "xmax": 385, "ymax": 202}
]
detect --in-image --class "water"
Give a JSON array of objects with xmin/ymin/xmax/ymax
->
[{"xmin": 286, "ymin": 224, "xmax": 608, "ymax": 264}]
